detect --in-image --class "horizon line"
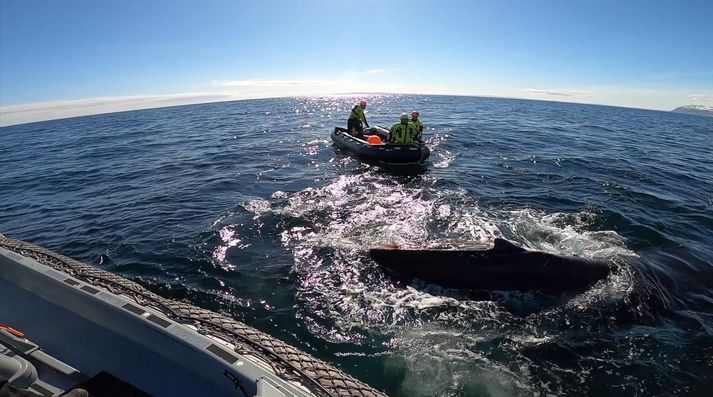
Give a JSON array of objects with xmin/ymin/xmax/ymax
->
[{"xmin": 0, "ymin": 91, "xmax": 701, "ymax": 128}]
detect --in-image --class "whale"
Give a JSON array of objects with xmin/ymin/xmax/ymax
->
[{"xmin": 370, "ymin": 238, "xmax": 612, "ymax": 293}]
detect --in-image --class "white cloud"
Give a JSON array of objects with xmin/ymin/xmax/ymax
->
[
  {"xmin": 516, "ymin": 86, "xmax": 713, "ymax": 111},
  {"xmin": 363, "ymin": 68, "xmax": 399, "ymax": 75},
  {"xmin": 0, "ymin": 67, "xmax": 408, "ymax": 126},
  {"xmin": 688, "ymin": 94, "xmax": 713, "ymax": 102},
  {"xmin": 0, "ymin": 76, "xmax": 412, "ymax": 126},
  {"xmin": 524, "ymin": 88, "xmax": 591, "ymax": 97},
  {"xmin": 4, "ymin": 76, "xmax": 713, "ymax": 127},
  {"xmin": 0, "ymin": 92, "xmax": 247, "ymax": 127},
  {"xmin": 212, "ymin": 69, "xmax": 398, "ymax": 87},
  {"xmin": 211, "ymin": 79, "xmax": 335, "ymax": 87}
]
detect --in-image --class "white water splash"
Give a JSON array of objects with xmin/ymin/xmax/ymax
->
[
  {"xmin": 238, "ymin": 171, "xmax": 639, "ymax": 396},
  {"xmin": 500, "ymin": 208, "xmax": 636, "ymax": 258},
  {"xmin": 212, "ymin": 226, "xmax": 249, "ymax": 269}
]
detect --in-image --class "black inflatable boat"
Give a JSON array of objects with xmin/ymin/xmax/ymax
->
[
  {"xmin": 370, "ymin": 238, "xmax": 612, "ymax": 293},
  {"xmin": 331, "ymin": 126, "xmax": 430, "ymax": 165}
]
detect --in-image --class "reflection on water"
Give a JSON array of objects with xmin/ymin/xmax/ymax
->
[
  {"xmin": 2, "ymin": 95, "xmax": 712, "ymax": 396},
  {"xmin": 228, "ymin": 171, "xmax": 640, "ymax": 395}
]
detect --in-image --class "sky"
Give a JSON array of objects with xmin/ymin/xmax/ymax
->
[{"xmin": 1, "ymin": 0, "xmax": 712, "ymax": 126}]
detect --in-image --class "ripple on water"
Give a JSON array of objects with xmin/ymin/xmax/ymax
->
[
  {"xmin": 2, "ymin": 95, "xmax": 712, "ymax": 396},
  {"xmin": 231, "ymin": 168, "xmax": 652, "ymax": 395}
]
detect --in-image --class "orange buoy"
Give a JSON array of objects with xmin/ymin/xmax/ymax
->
[{"xmin": 366, "ymin": 135, "xmax": 382, "ymax": 145}]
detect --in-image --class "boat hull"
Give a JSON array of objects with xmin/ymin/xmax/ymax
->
[
  {"xmin": 331, "ymin": 127, "xmax": 430, "ymax": 165},
  {"xmin": 0, "ymin": 234, "xmax": 387, "ymax": 397}
]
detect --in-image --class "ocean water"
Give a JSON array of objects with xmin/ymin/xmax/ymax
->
[{"xmin": 1, "ymin": 95, "xmax": 712, "ymax": 396}]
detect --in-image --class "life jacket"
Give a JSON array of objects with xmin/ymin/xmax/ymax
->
[
  {"xmin": 411, "ymin": 118, "xmax": 423, "ymax": 132},
  {"xmin": 390, "ymin": 122, "xmax": 418, "ymax": 144},
  {"xmin": 349, "ymin": 105, "xmax": 366, "ymax": 122},
  {"xmin": 411, "ymin": 118, "xmax": 424, "ymax": 141}
]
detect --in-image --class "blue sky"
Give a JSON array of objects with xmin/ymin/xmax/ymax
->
[{"xmin": 1, "ymin": 0, "xmax": 712, "ymax": 125}]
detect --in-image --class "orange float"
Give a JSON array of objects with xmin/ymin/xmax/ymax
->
[{"xmin": 366, "ymin": 135, "xmax": 382, "ymax": 145}]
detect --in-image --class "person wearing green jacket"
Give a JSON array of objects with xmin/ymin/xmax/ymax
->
[
  {"xmin": 347, "ymin": 100, "xmax": 369, "ymax": 138},
  {"xmin": 389, "ymin": 113, "xmax": 419, "ymax": 144},
  {"xmin": 411, "ymin": 111, "xmax": 424, "ymax": 142}
]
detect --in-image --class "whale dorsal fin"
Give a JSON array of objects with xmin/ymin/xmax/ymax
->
[{"xmin": 491, "ymin": 238, "xmax": 526, "ymax": 253}]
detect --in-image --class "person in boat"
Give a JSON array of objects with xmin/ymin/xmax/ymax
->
[
  {"xmin": 389, "ymin": 113, "xmax": 419, "ymax": 144},
  {"xmin": 347, "ymin": 100, "xmax": 369, "ymax": 138},
  {"xmin": 411, "ymin": 111, "xmax": 424, "ymax": 142}
]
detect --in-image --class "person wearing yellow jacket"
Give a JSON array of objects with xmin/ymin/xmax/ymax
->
[
  {"xmin": 411, "ymin": 111, "xmax": 424, "ymax": 142},
  {"xmin": 389, "ymin": 113, "xmax": 419, "ymax": 144},
  {"xmin": 347, "ymin": 100, "xmax": 369, "ymax": 138}
]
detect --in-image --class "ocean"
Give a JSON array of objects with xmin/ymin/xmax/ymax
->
[{"xmin": 1, "ymin": 95, "xmax": 712, "ymax": 396}]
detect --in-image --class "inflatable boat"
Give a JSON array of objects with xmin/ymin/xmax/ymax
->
[
  {"xmin": 331, "ymin": 126, "xmax": 430, "ymax": 165},
  {"xmin": 370, "ymin": 238, "xmax": 612, "ymax": 293},
  {"xmin": 0, "ymin": 234, "xmax": 387, "ymax": 397}
]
